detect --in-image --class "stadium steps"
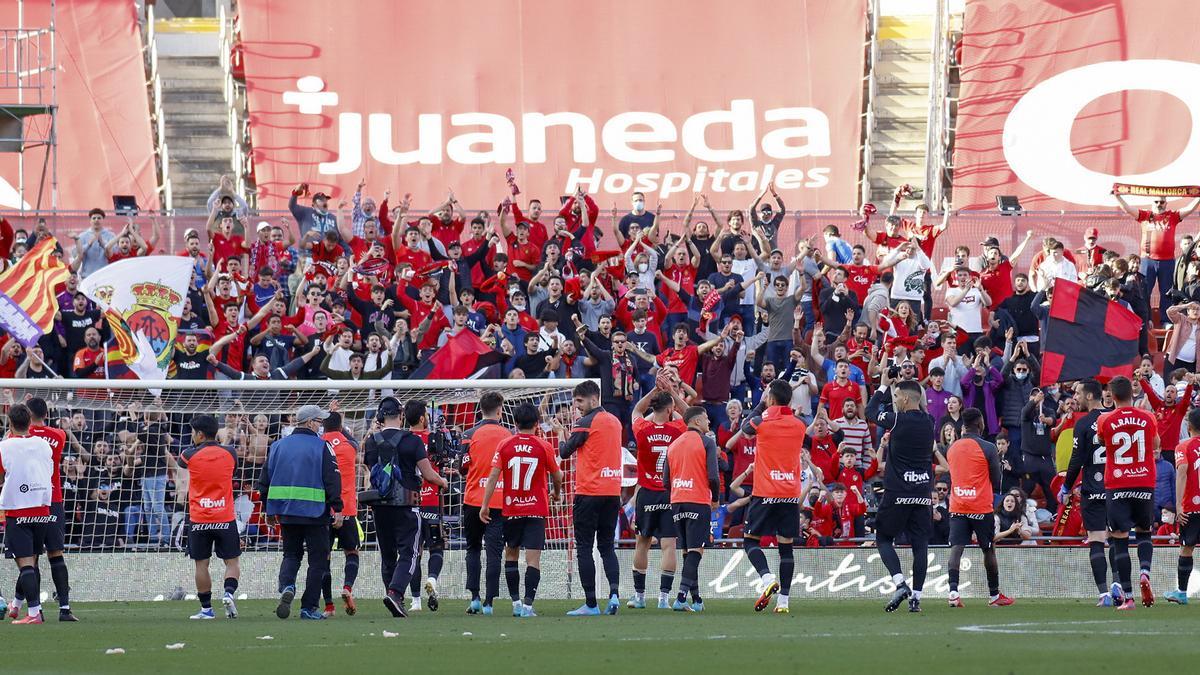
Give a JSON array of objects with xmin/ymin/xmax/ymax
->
[
  {"xmin": 157, "ymin": 55, "xmax": 235, "ymax": 209},
  {"xmin": 866, "ymin": 14, "xmax": 934, "ymax": 206}
]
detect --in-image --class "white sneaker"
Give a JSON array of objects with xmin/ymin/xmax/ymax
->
[
  {"xmin": 222, "ymin": 593, "xmax": 238, "ymax": 619},
  {"xmin": 409, "ymin": 597, "xmax": 423, "ymax": 612},
  {"xmin": 190, "ymin": 608, "xmax": 215, "ymax": 620},
  {"xmin": 424, "ymin": 577, "xmax": 440, "ymax": 612}
]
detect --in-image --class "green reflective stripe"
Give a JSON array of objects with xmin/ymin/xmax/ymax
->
[{"xmin": 267, "ymin": 486, "xmax": 325, "ymax": 502}]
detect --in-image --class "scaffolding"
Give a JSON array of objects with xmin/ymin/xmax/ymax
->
[{"xmin": 0, "ymin": 0, "xmax": 57, "ymax": 211}]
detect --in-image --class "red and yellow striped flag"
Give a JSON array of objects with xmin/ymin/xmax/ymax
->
[{"xmin": 0, "ymin": 237, "xmax": 69, "ymax": 346}]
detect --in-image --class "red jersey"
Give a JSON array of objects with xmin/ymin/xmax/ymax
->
[
  {"xmin": 1137, "ymin": 209, "xmax": 1181, "ymax": 260},
  {"xmin": 871, "ymin": 231, "xmax": 908, "ymax": 260},
  {"xmin": 492, "ymin": 433, "xmax": 559, "ymax": 517},
  {"xmin": 1097, "ymin": 406, "xmax": 1159, "ymax": 490},
  {"xmin": 729, "ymin": 432, "xmax": 757, "ymax": 487},
  {"xmin": 509, "ymin": 240, "xmax": 541, "ymax": 281},
  {"xmin": 178, "ymin": 442, "xmax": 237, "ymax": 523},
  {"xmin": 248, "ymin": 239, "xmax": 287, "ymax": 276},
  {"xmin": 323, "ymin": 430, "xmax": 359, "ymax": 517},
  {"xmin": 631, "ymin": 416, "xmax": 687, "ymax": 491},
  {"xmin": 843, "ymin": 264, "xmax": 879, "ymax": 304},
  {"xmin": 210, "ymin": 232, "xmax": 246, "ymax": 269},
  {"xmin": 430, "ymin": 216, "xmax": 464, "ymax": 249},
  {"xmin": 1176, "ymin": 437, "xmax": 1200, "ymax": 513},
  {"xmin": 979, "ymin": 260, "xmax": 1014, "ymax": 310},
  {"xmin": 658, "ymin": 345, "xmax": 699, "ymax": 387},
  {"xmin": 213, "ymin": 319, "xmax": 246, "ymax": 370},
  {"xmin": 661, "ymin": 264, "xmax": 696, "ymax": 314},
  {"xmin": 29, "ymin": 425, "xmax": 66, "ymax": 504},
  {"xmin": 820, "ymin": 379, "xmax": 860, "ymax": 418}
]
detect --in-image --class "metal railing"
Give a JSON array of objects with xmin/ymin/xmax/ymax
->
[
  {"xmin": 923, "ymin": 0, "xmax": 953, "ymax": 208},
  {"xmin": 858, "ymin": 0, "xmax": 881, "ymax": 207},
  {"xmin": 144, "ymin": 3, "xmax": 171, "ymax": 212}
]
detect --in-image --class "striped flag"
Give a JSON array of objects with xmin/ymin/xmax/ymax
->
[{"xmin": 0, "ymin": 237, "xmax": 69, "ymax": 346}]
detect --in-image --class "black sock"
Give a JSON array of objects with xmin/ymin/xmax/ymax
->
[
  {"xmin": 13, "ymin": 576, "xmax": 21, "ymax": 603},
  {"xmin": 505, "ymin": 561, "xmax": 520, "ymax": 602},
  {"xmin": 198, "ymin": 591, "xmax": 212, "ymax": 610},
  {"xmin": 601, "ymin": 548, "xmax": 620, "ymax": 598},
  {"xmin": 344, "ymin": 552, "xmax": 360, "ymax": 590},
  {"xmin": 409, "ymin": 559, "xmax": 422, "ymax": 597},
  {"xmin": 948, "ymin": 567, "xmax": 960, "ymax": 592},
  {"xmin": 685, "ymin": 551, "xmax": 703, "ymax": 602},
  {"xmin": 523, "ymin": 566, "xmax": 541, "ymax": 605},
  {"xmin": 1113, "ymin": 538, "xmax": 1132, "ymax": 593},
  {"xmin": 49, "ymin": 557, "xmax": 70, "ymax": 609},
  {"xmin": 322, "ymin": 571, "xmax": 333, "ymax": 605},
  {"xmin": 17, "ymin": 566, "xmax": 38, "ymax": 610},
  {"xmin": 428, "ymin": 550, "xmax": 444, "ymax": 581},
  {"xmin": 1135, "ymin": 532, "xmax": 1153, "ymax": 575},
  {"xmin": 633, "ymin": 569, "xmax": 646, "ymax": 594},
  {"xmin": 778, "ymin": 544, "xmax": 794, "ymax": 595},
  {"xmin": 1180, "ymin": 556, "xmax": 1194, "ymax": 592},
  {"xmin": 224, "ymin": 577, "xmax": 238, "ymax": 596},
  {"xmin": 660, "ymin": 571, "xmax": 675, "ymax": 595},
  {"xmin": 1089, "ymin": 542, "xmax": 1109, "ymax": 594},
  {"xmin": 745, "ymin": 541, "xmax": 772, "ymax": 577},
  {"xmin": 1109, "ymin": 544, "xmax": 1119, "ymax": 585}
]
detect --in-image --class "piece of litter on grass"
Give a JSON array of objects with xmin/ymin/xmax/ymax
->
[
  {"xmin": 256, "ymin": 636, "xmax": 274, "ymax": 641},
  {"xmin": 152, "ymin": 594, "xmax": 165, "ymax": 602},
  {"xmin": 165, "ymin": 643, "xmax": 185, "ymax": 650},
  {"xmin": 368, "ymin": 632, "xmax": 376, "ymax": 636},
  {"xmin": 500, "ymin": 633, "xmax": 507, "ymax": 638},
  {"xmin": 382, "ymin": 631, "xmax": 398, "ymax": 638},
  {"xmin": 105, "ymin": 649, "xmax": 125, "ymax": 655},
  {"xmin": 462, "ymin": 631, "xmax": 473, "ymax": 637}
]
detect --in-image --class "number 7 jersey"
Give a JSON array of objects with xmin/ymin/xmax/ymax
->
[{"xmin": 1097, "ymin": 406, "xmax": 1158, "ymax": 490}]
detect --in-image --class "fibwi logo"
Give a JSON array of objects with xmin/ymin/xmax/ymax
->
[
  {"xmin": 600, "ymin": 467, "xmax": 623, "ymax": 478},
  {"xmin": 769, "ymin": 470, "xmax": 795, "ymax": 481},
  {"xmin": 198, "ymin": 497, "xmax": 226, "ymax": 509},
  {"xmin": 284, "ymin": 77, "xmax": 834, "ymax": 199},
  {"xmin": 953, "ymin": 486, "xmax": 977, "ymax": 498}
]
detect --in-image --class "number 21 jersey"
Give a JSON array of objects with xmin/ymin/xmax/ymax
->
[{"xmin": 1097, "ymin": 406, "xmax": 1158, "ymax": 490}]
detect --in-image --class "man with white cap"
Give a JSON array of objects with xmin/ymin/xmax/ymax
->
[
  {"xmin": 249, "ymin": 219, "xmax": 295, "ymax": 278},
  {"xmin": 257, "ymin": 404, "xmax": 344, "ymax": 620}
]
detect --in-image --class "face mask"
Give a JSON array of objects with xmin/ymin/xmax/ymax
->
[
  {"xmin": 1014, "ymin": 372, "xmax": 1027, "ymax": 381},
  {"xmin": 633, "ymin": 200, "xmax": 645, "ymax": 211},
  {"xmin": 513, "ymin": 302, "xmax": 526, "ymax": 312},
  {"xmin": 637, "ymin": 263, "xmax": 649, "ymax": 273}
]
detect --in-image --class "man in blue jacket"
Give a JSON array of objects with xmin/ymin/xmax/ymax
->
[{"xmin": 257, "ymin": 404, "xmax": 344, "ymax": 620}]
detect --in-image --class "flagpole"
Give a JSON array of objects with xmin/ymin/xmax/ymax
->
[{"xmin": 31, "ymin": 350, "xmax": 59, "ymax": 378}]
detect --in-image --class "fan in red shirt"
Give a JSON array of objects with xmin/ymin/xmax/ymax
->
[
  {"xmin": 248, "ymin": 220, "xmax": 295, "ymax": 276},
  {"xmin": 479, "ymin": 403, "xmax": 564, "ymax": 616},
  {"xmin": 842, "ymin": 246, "xmax": 879, "ymax": 305},
  {"xmin": 398, "ymin": 281, "xmax": 450, "ymax": 350},
  {"xmin": 1096, "ymin": 376, "xmax": 1159, "ymax": 609},
  {"xmin": 427, "ymin": 193, "xmax": 466, "ymax": 249},
  {"xmin": 1139, "ymin": 375, "xmax": 1194, "ymax": 461},
  {"xmin": 657, "ymin": 325, "xmax": 700, "ymax": 387},
  {"xmin": 834, "ymin": 446, "xmax": 878, "ymax": 495},
  {"xmin": 508, "ymin": 198, "xmax": 549, "ymax": 250},
  {"xmin": 498, "ymin": 211, "xmax": 541, "ymax": 282},
  {"xmin": 819, "ymin": 360, "xmax": 864, "ymax": 416},
  {"xmin": 208, "ymin": 215, "xmax": 248, "ymax": 271},
  {"xmin": 802, "ymin": 415, "xmax": 842, "ymax": 481},
  {"xmin": 810, "ymin": 483, "xmax": 867, "ymax": 544},
  {"xmin": 559, "ymin": 191, "xmax": 599, "ymax": 257}
]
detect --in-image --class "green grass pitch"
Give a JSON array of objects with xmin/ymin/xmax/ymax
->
[{"xmin": 5, "ymin": 598, "xmax": 1200, "ymax": 673}]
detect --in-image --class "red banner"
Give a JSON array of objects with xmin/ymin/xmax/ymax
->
[
  {"xmin": 238, "ymin": 0, "xmax": 866, "ymax": 210},
  {"xmin": 0, "ymin": 0, "xmax": 158, "ymax": 211},
  {"xmin": 952, "ymin": 0, "xmax": 1200, "ymax": 211}
]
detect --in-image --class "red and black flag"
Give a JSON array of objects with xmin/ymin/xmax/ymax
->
[
  {"xmin": 410, "ymin": 329, "xmax": 507, "ymax": 380},
  {"xmin": 1040, "ymin": 279, "xmax": 1141, "ymax": 386}
]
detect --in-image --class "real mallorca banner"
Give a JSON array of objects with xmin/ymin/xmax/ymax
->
[
  {"xmin": 953, "ymin": 0, "xmax": 1200, "ymax": 210},
  {"xmin": 78, "ymin": 256, "xmax": 194, "ymax": 380},
  {"xmin": 237, "ymin": 0, "xmax": 866, "ymax": 210}
]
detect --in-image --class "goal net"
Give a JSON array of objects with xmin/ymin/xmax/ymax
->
[{"xmin": 0, "ymin": 378, "xmax": 588, "ymax": 603}]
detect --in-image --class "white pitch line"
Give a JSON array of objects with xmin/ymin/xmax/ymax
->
[{"xmin": 957, "ymin": 620, "xmax": 1186, "ymax": 636}]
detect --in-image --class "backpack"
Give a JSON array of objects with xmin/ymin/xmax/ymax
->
[{"xmin": 362, "ymin": 430, "xmax": 410, "ymax": 505}]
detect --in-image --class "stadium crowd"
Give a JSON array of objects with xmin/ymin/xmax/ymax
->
[{"xmin": 1, "ymin": 175, "xmax": 1198, "ymax": 553}]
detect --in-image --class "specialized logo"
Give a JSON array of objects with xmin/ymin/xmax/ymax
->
[{"xmin": 284, "ymin": 77, "xmax": 834, "ymax": 199}]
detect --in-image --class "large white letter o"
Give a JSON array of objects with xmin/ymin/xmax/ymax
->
[{"xmin": 1003, "ymin": 59, "xmax": 1200, "ymax": 206}]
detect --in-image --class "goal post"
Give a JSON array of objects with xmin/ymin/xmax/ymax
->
[{"xmin": 0, "ymin": 378, "xmax": 589, "ymax": 602}]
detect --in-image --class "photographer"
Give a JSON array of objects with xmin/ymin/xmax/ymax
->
[{"xmin": 1019, "ymin": 387, "xmax": 1059, "ymax": 511}]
